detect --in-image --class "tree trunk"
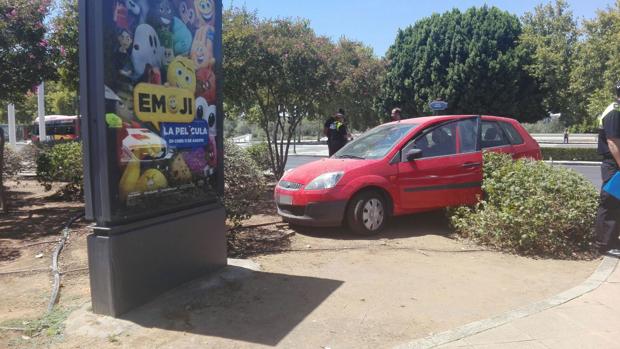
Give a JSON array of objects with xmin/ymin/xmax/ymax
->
[{"xmin": 0, "ymin": 131, "xmax": 6, "ymax": 213}]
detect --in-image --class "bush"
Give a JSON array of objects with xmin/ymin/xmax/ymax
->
[
  {"xmin": 36, "ymin": 142, "xmax": 83, "ymax": 199},
  {"xmin": 223, "ymin": 139, "xmax": 267, "ymax": 226},
  {"xmin": 3, "ymin": 145, "xmax": 23, "ymax": 179},
  {"xmin": 246, "ymin": 142, "xmax": 272, "ymax": 172},
  {"xmin": 540, "ymin": 147, "xmax": 600, "ymax": 162},
  {"xmin": 449, "ymin": 152, "xmax": 598, "ymax": 258},
  {"xmin": 522, "ymin": 118, "xmax": 565, "ymax": 134}
]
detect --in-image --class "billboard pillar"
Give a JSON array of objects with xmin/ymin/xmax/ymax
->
[
  {"xmin": 37, "ymin": 82, "xmax": 46, "ymax": 141},
  {"xmin": 8, "ymin": 104, "xmax": 16, "ymax": 148},
  {"xmin": 80, "ymin": 0, "xmax": 227, "ymax": 317}
]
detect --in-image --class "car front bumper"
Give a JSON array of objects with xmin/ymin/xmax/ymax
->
[{"xmin": 276, "ymin": 200, "xmax": 348, "ymax": 227}]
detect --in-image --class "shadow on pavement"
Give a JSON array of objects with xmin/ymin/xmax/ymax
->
[
  {"xmin": 122, "ymin": 266, "xmax": 343, "ymax": 346},
  {"xmin": 290, "ymin": 209, "xmax": 454, "ymax": 241}
]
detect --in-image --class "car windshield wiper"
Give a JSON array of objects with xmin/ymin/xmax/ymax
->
[{"xmin": 336, "ymin": 154, "xmax": 365, "ymax": 159}]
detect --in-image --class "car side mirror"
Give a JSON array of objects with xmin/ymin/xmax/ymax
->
[{"xmin": 406, "ymin": 148, "xmax": 423, "ymax": 161}]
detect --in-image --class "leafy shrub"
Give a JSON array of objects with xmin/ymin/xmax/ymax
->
[
  {"xmin": 36, "ymin": 142, "xmax": 83, "ymax": 199},
  {"xmin": 540, "ymin": 147, "xmax": 600, "ymax": 162},
  {"xmin": 449, "ymin": 152, "xmax": 598, "ymax": 258},
  {"xmin": 223, "ymin": 139, "xmax": 267, "ymax": 226},
  {"xmin": 522, "ymin": 118, "xmax": 565, "ymax": 134},
  {"xmin": 3, "ymin": 145, "xmax": 23, "ymax": 179},
  {"xmin": 246, "ymin": 142, "xmax": 272, "ymax": 172}
]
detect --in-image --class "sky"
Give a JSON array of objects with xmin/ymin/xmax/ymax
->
[{"xmin": 223, "ymin": 0, "xmax": 615, "ymax": 57}]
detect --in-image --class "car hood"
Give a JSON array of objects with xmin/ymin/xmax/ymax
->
[{"xmin": 281, "ymin": 158, "xmax": 374, "ymax": 185}]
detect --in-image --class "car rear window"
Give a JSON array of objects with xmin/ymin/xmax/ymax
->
[
  {"xmin": 481, "ymin": 121, "xmax": 510, "ymax": 148},
  {"xmin": 499, "ymin": 121, "xmax": 524, "ymax": 145}
]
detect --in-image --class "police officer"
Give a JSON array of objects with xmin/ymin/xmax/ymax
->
[
  {"xmin": 324, "ymin": 109, "xmax": 348, "ymax": 156},
  {"xmin": 328, "ymin": 111, "xmax": 348, "ymax": 156},
  {"xmin": 595, "ymin": 81, "xmax": 620, "ymax": 257}
]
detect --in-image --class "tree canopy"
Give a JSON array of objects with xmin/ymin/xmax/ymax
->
[
  {"xmin": 520, "ymin": 0, "xmax": 578, "ymax": 118},
  {"xmin": 380, "ymin": 6, "xmax": 545, "ymax": 122},
  {"xmin": 224, "ymin": 8, "xmax": 385, "ymax": 177},
  {"xmin": 49, "ymin": 0, "xmax": 79, "ymax": 93},
  {"xmin": 0, "ymin": 0, "xmax": 57, "ymax": 102},
  {"xmin": 567, "ymin": 0, "xmax": 620, "ymax": 131}
]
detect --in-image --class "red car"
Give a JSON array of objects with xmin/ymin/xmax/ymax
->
[{"xmin": 274, "ymin": 115, "xmax": 541, "ymax": 235}]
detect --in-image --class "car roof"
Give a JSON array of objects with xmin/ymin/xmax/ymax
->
[{"xmin": 384, "ymin": 114, "xmax": 519, "ymax": 127}]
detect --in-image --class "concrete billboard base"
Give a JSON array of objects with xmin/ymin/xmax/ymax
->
[{"xmin": 87, "ymin": 204, "xmax": 227, "ymax": 317}]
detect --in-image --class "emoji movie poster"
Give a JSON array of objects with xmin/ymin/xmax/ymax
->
[{"xmin": 102, "ymin": 0, "xmax": 221, "ymax": 223}]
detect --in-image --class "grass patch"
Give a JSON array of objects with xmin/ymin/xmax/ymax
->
[
  {"xmin": 541, "ymin": 147, "xmax": 600, "ymax": 162},
  {"xmin": 1, "ymin": 307, "xmax": 73, "ymax": 347}
]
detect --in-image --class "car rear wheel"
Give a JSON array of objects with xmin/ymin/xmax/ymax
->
[{"xmin": 347, "ymin": 190, "xmax": 387, "ymax": 235}]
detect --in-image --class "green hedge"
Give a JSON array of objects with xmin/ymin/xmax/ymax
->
[
  {"xmin": 246, "ymin": 142, "xmax": 272, "ymax": 172},
  {"xmin": 449, "ymin": 152, "xmax": 598, "ymax": 258},
  {"xmin": 540, "ymin": 147, "xmax": 600, "ymax": 162},
  {"xmin": 36, "ymin": 142, "xmax": 84, "ymax": 199}
]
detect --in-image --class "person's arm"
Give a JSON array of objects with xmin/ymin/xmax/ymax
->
[{"xmin": 608, "ymin": 137, "xmax": 620, "ymax": 167}]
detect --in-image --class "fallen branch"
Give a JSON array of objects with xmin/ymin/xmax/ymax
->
[
  {"xmin": 20, "ymin": 240, "xmax": 60, "ymax": 248},
  {"xmin": 0, "ymin": 267, "xmax": 49, "ymax": 276},
  {"xmin": 0, "ymin": 326, "xmax": 26, "ymax": 332},
  {"xmin": 229, "ymin": 220, "xmax": 283, "ymax": 231}
]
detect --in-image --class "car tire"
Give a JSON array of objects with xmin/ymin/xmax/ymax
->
[{"xmin": 347, "ymin": 190, "xmax": 387, "ymax": 236}]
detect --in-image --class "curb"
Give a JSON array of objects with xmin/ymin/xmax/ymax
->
[
  {"xmin": 393, "ymin": 256, "xmax": 619, "ymax": 349},
  {"xmin": 544, "ymin": 160, "xmax": 602, "ymax": 166}
]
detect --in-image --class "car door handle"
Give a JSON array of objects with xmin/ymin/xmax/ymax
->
[{"xmin": 462, "ymin": 162, "xmax": 482, "ymax": 168}]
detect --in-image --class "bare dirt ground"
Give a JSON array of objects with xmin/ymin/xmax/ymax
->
[{"xmin": 0, "ymin": 180, "xmax": 600, "ymax": 349}]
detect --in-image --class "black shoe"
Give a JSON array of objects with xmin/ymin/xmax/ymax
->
[{"xmin": 603, "ymin": 249, "xmax": 620, "ymax": 258}]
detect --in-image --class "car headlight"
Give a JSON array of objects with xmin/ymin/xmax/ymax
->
[{"xmin": 305, "ymin": 172, "xmax": 344, "ymax": 190}]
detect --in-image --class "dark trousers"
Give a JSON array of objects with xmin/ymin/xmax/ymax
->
[
  {"xmin": 328, "ymin": 141, "xmax": 346, "ymax": 157},
  {"xmin": 595, "ymin": 160, "xmax": 620, "ymax": 250}
]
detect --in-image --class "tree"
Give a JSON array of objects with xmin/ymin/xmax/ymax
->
[
  {"xmin": 379, "ymin": 6, "xmax": 545, "ymax": 122},
  {"xmin": 49, "ymin": 0, "xmax": 79, "ymax": 93},
  {"xmin": 224, "ymin": 8, "xmax": 335, "ymax": 178},
  {"xmin": 568, "ymin": 0, "xmax": 620, "ymax": 131},
  {"xmin": 324, "ymin": 38, "xmax": 386, "ymax": 131},
  {"xmin": 0, "ymin": 0, "xmax": 57, "ymax": 102},
  {"xmin": 520, "ymin": 0, "xmax": 578, "ymax": 121}
]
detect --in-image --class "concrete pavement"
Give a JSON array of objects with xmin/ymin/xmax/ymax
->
[{"xmin": 395, "ymin": 256, "xmax": 620, "ymax": 349}]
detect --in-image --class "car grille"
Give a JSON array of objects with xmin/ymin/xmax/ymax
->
[
  {"xmin": 278, "ymin": 180, "xmax": 303, "ymax": 191},
  {"xmin": 278, "ymin": 204, "xmax": 306, "ymax": 216}
]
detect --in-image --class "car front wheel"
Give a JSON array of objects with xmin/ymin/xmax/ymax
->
[{"xmin": 347, "ymin": 190, "xmax": 387, "ymax": 235}]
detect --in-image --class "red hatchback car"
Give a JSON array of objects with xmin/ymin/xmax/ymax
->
[{"xmin": 274, "ymin": 115, "xmax": 541, "ymax": 235}]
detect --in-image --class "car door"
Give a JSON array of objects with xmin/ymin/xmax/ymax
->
[{"xmin": 397, "ymin": 117, "xmax": 482, "ymax": 211}]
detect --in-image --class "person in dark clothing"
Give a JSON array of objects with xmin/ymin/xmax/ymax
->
[
  {"xmin": 595, "ymin": 81, "xmax": 620, "ymax": 257},
  {"xmin": 391, "ymin": 107, "xmax": 402, "ymax": 122},
  {"xmin": 325, "ymin": 111, "xmax": 348, "ymax": 156},
  {"xmin": 323, "ymin": 114, "xmax": 336, "ymax": 155}
]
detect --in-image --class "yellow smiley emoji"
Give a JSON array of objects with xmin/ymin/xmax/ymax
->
[
  {"xmin": 195, "ymin": 0, "xmax": 214, "ymax": 24},
  {"xmin": 167, "ymin": 57, "xmax": 196, "ymax": 93},
  {"xmin": 168, "ymin": 96, "xmax": 178, "ymax": 113}
]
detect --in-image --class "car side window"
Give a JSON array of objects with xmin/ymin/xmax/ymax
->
[
  {"xmin": 498, "ymin": 121, "xmax": 524, "ymax": 145},
  {"xmin": 481, "ymin": 121, "xmax": 510, "ymax": 148},
  {"xmin": 402, "ymin": 122, "xmax": 457, "ymax": 160},
  {"xmin": 457, "ymin": 118, "xmax": 479, "ymax": 153}
]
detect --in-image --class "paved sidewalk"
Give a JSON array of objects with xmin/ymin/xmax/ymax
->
[{"xmin": 397, "ymin": 257, "xmax": 620, "ymax": 349}]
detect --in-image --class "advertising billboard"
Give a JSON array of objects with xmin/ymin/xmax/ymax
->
[{"xmin": 82, "ymin": 0, "xmax": 223, "ymax": 226}]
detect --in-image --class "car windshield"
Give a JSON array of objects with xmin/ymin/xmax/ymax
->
[{"xmin": 334, "ymin": 123, "xmax": 417, "ymax": 160}]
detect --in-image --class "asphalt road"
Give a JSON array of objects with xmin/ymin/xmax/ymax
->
[{"xmin": 285, "ymin": 155, "xmax": 603, "ymax": 189}]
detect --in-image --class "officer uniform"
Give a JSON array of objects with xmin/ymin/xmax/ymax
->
[
  {"xmin": 595, "ymin": 99, "xmax": 620, "ymax": 253},
  {"xmin": 327, "ymin": 118, "xmax": 348, "ymax": 156}
]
